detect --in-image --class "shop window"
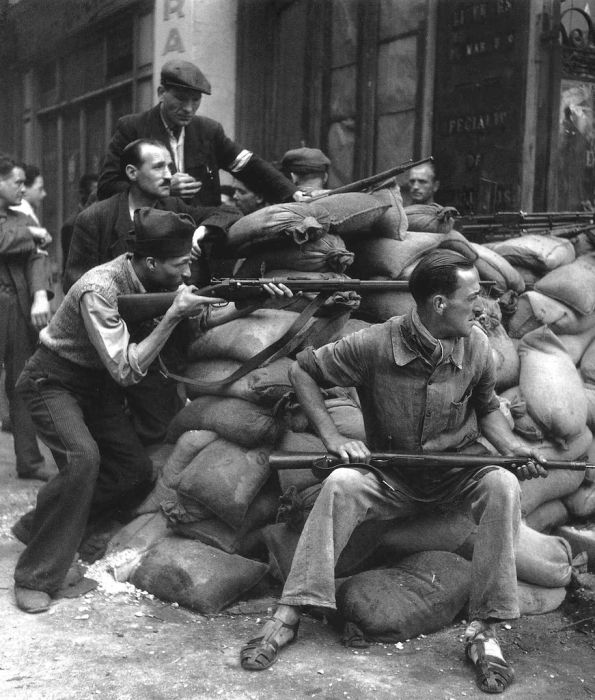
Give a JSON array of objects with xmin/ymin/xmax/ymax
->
[{"xmin": 107, "ymin": 19, "xmax": 133, "ymax": 79}]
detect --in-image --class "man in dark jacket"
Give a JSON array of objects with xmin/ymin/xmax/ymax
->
[
  {"xmin": 64, "ymin": 138, "xmax": 239, "ymax": 292},
  {"xmin": 64, "ymin": 138, "xmax": 241, "ymax": 445},
  {"xmin": 97, "ymin": 59, "xmax": 297, "ymax": 207}
]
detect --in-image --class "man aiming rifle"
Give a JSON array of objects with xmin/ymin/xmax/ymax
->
[{"xmin": 240, "ymin": 249, "xmax": 549, "ymax": 695}]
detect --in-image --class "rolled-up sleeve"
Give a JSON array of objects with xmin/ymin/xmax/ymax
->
[{"xmin": 80, "ymin": 291, "xmax": 146, "ymax": 386}]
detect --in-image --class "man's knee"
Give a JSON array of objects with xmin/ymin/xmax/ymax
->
[
  {"xmin": 323, "ymin": 466, "xmax": 373, "ymax": 497},
  {"xmin": 479, "ymin": 467, "xmax": 521, "ymax": 504}
]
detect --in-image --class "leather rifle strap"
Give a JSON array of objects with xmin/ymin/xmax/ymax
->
[{"xmin": 158, "ymin": 291, "xmax": 333, "ymax": 391}]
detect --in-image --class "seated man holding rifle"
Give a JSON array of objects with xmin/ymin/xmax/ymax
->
[
  {"xmin": 12, "ymin": 208, "xmax": 290, "ymax": 614},
  {"xmin": 240, "ymin": 250, "xmax": 548, "ymax": 694}
]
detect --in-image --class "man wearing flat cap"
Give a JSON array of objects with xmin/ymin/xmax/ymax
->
[
  {"xmin": 98, "ymin": 59, "xmax": 298, "ymax": 207},
  {"xmin": 12, "ymin": 208, "xmax": 290, "ymax": 613},
  {"xmin": 281, "ymin": 147, "xmax": 331, "ymax": 196}
]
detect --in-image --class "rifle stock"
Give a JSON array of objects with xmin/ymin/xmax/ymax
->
[
  {"xmin": 117, "ymin": 277, "xmax": 410, "ymax": 325},
  {"xmin": 269, "ymin": 451, "xmax": 591, "ymax": 474}
]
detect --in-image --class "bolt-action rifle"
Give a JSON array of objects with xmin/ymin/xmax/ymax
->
[
  {"xmin": 117, "ymin": 276, "xmax": 410, "ymax": 325},
  {"xmin": 310, "ymin": 156, "xmax": 434, "ymax": 199},
  {"xmin": 269, "ymin": 451, "xmax": 591, "ymax": 492}
]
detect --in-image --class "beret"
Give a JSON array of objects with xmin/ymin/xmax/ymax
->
[
  {"xmin": 161, "ymin": 59, "xmax": 211, "ymax": 95},
  {"xmin": 133, "ymin": 208, "xmax": 195, "ymax": 258},
  {"xmin": 281, "ymin": 147, "xmax": 330, "ymax": 173}
]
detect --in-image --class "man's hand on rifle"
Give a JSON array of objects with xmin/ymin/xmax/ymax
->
[
  {"xmin": 261, "ymin": 282, "xmax": 293, "ymax": 299},
  {"xmin": 324, "ymin": 434, "xmax": 371, "ymax": 464},
  {"xmin": 507, "ymin": 445, "xmax": 548, "ymax": 480},
  {"xmin": 167, "ymin": 284, "xmax": 226, "ymax": 320}
]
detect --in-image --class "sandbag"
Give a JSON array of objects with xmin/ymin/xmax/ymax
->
[
  {"xmin": 182, "ymin": 357, "xmax": 293, "ymax": 404},
  {"xmin": 470, "ymin": 242, "xmax": 526, "ymax": 294},
  {"xmin": 354, "ymin": 288, "xmax": 415, "ymax": 323},
  {"xmin": 161, "ymin": 430, "xmax": 219, "ymax": 487},
  {"xmin": 485, "ymin": 322, "xmax": 519, "ymax": 391},
  {"xmin": 316, "ymin": 192, "xmax": 391, "ymax": 237},
  {"xmin": 176, "ymin": 440, "xmax": 271, "ymax": 529},
  {"xmin": 563, "ymin": 475, "xmax": 595, "ymax": 519},
  {"xmin": 187, "ymin": 308, "xmax": 313, "ymax": 362},
  {"xmin": 379, "ymin": 511, "xmax": 476, "ymax": 558},
  {"xmin": 280, "ymin": 392, "xmax": 365, "ymax": 441},
  {"xmin": 133, "ymin": 476, "xmax": 178, "ymax": 516},
  {"xmin": 518, "ymin": 582, "xmax": 566, "ymax": 615},
  {"xmin": 535, "ymin": 253, "xmax": 595, "ymax": 314},
  {"xmin": 130, "ymin": 537, "xmax": 269, "ymax": 613},
  {"xmin": 336, "ymin": 551, "xmax": 471, "ymax": 643},
  {"xmin": 519, "ymin": 327, "xmax": 588, "ymax": 443},
  {"xmin": 499, "ymin": 386, "xmax": 545, "ymax": 442},
  {"xmin": 235, "ymin": 233, "xmax": 354, "ymax": 275},
  {"xmin": 456, "ymin": 521, "xmax": 573, "ymax": 588},
  {"xmin": 171, "ymin": 481, "xmax": 279, "ymax": 554},
  {"xmin": 226, "ymin": 201, "xmax": 330, "ymax": 253},
  {"xmin": 104, "ymin": 512, "xmax": 171, "ymax": 582},
  {"xmin": 584, "ymin": 381, "xmax": 595, "ymax": 431},
  {"xmin": 556, "ymin": 325, "xmax": 595, "ymax": 365},
  {"xmin": 369, "ymin": 185, "xmax": 408, "ymax": 239},
  {"xmin": 166, "ymin": 396, "xmax": 282, "ymax": 447},
  {"xmin": 515, "ymin": 265, "xmax": 542, "ymax": 287},
  {"xmin": 506, "ymin": 291, "xmax": 579, "ymax": 338},
  {"xmin": 403, "ymin": 203, "xmax": 457, "ymax": 233},
  {"xmin": 580, "ymin": 337, "xmax": 595, "ymax": 384},
  {"xmin": 515, "ymin": 524, "xmax": 573, "ymax": 587},
  {"xmin": 516, "ymin": 429, "xmax": 591, "ymax": 515},
  {"xmin": 348, "ymin": 231, "xmax": 444, "ymax": 279},
  {"xmin": 524, "ymin": 499, "xmax": 569, "ymax": 533},
  {"xmin": 554, "ymin": 524, "xmax": 595, "ymax": 572},
  {"xmin": 485, "ymin": 234, "xmax": 575, "ymax": 272},
  {"xmin": 146, "ymin": 443, "xmax": 175, "ymax": 479}
]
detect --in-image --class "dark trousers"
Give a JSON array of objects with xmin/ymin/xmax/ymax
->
[
  {"xmin": 14, "ymin": 346, "xmax": 154, "ymax": 594},
  {"xmin": 0, "ymin": 294, "xmax": 44, "ymax": 474}
]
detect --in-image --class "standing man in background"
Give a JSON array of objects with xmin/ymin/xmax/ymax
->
[
  {"xmin": 280, "ymin": 147, "xmax": 331, "ymax": 196},
  {"xmin": 98, "ymin": 59, "xmax": 298, "ymax": 207},
  {"xmin": 0, "ymin": 156, "xmax": 53, "ymax": 481}
]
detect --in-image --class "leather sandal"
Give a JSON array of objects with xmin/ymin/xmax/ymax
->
[
  {"xmin": 240, "ymin": 616, "xmax": 300, "ymax": 671},
  {"xmin": 466, "ymin": 633, "xmax": 515, "ymax": 694}
]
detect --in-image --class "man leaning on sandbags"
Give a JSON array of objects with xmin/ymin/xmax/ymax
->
[{"xmin": 240, "ymin": 250, "xmax": 548, "ymax": 695}]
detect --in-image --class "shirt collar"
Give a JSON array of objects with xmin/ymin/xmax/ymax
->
[
  {"xmin": 160, "ymin": 106, "xmax": 184, "ymax": 140},
  {"xmin": 391, "ymin": 308, "xmax": 464, "ymax": 369}
]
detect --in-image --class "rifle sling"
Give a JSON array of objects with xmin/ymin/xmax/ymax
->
[{"xmin": 158, "ymin": 291, "xmax": 333, "ymax": 391}]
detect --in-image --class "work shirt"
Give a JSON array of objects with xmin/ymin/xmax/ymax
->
[{"xmin": 296, "ymin": 308, "xmax": 499, "ymax": 456}]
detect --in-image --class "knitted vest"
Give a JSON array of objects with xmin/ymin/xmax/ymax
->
[{"xmin": 40, "ymin": 254, "xmax": 143, "ymax": 368}]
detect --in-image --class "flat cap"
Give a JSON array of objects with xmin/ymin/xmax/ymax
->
[
  {"xmin": 133, "ymin": 208, "xmax": 195, "ymax": 258},
  {"xmin": 281, "ymin": 147, "xmax": 330, "ymax": 173},
  {"xmin": 160, "ymin": 59, "xmax": 211, "ymax": 95}
]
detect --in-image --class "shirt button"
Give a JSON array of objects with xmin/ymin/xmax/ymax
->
[
  {"xmin": 428, "ymin": 380, "xmax": 433, "ymax": 385},
  {"xmin": 426, "ymin": 410, "xmax": 431, "ymax": 417}
]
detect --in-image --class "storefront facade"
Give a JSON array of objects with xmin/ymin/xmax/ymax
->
[{"xmin": 1, "ymin": 0, "xmax": 594, "ymax": 283}]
